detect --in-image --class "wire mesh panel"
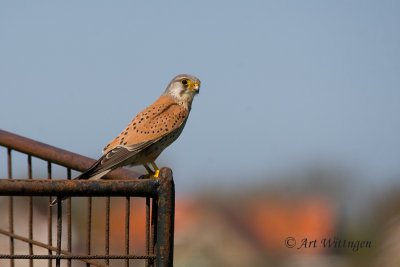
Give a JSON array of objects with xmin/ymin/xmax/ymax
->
[{"xmin": 0, "ymin": 130, "xmax": 174, "ymax": 267}]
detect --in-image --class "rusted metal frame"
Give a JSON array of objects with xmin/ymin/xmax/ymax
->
[
  {"xmin": 155, "ymin": 168, "xmax": 175, "ymax": 267},
  {"xmin": 0, "ymin": 131, "xmax": 177, "ymax": 267},
  {"xmin": 7, "ymin": 148, "xmax": 15, "ymax": 267},
  {"xmin": 125, "ymin": 197, "xmax": 130, "ymax": 267},
  {"xmin": 0, "ymin": 129, "xmax": 139, "ymax": 179},
  {"xmin": 28, "ymin": 155, "xmax": 33, "ymax": 267},
  {"xmin": 0, "ymin": 179, "xmax": 161, "ymax": 264},
  {"xmin": 47, "ymin": 162, "xmax": 53, "ymax": 267},
  {"xmin": 0, "ymin": 179, "xmax": 171, "ymax": 265}
]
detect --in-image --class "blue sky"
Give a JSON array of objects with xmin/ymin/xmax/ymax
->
[{"xmin": 1, "ymin": 1, "xmax": 399, "ymax": 192}]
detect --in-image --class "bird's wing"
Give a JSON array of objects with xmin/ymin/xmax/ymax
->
[
  {"xmin": 76, "ymin": 138, "xmax": 162, "ymax": 180},
  {"xmin": 102, "ymin": 95, "xmax": 189, "ymax": 154},
  {"xmin": 78, "ymin": 96, "xmax": 189, "ymax": 180}
]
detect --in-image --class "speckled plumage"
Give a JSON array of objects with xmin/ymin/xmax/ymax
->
[
  {"xmin": 102, "ymin": 96, "xmax": 189, "ymax": 154},
  {"xmin": 75, "ymin": 74, "xmax": 200, "ymax": 180}
]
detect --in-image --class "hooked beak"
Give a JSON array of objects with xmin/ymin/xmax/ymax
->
[{"xmin": 191, "ymin": 83, "xmax": 200, "ymax": 94}]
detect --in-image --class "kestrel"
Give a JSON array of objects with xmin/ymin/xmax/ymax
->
[
  {"xmin": 51, "ymin": 74, "xmax": 199, "ymax": 205},
  {"xmin": 78, "ymin": 74, "xmax": 200, "ymax": 181}
]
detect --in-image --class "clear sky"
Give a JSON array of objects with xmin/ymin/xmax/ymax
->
[{"xmin": 1, "ymin": 1, "xmax": 399, "ymax": 192}]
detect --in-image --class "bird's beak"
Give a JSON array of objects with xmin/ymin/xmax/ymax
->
[{"xmin": 191, "ymin": 83, "xmax": 200, "ymax": 94}]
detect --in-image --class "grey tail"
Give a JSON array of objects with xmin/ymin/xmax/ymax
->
[
  {"xmin": 50, "ymin": 197, "xmax": 65, "ymax": 206},
  {"xmin": 49, "ymin": 158, "xmax": 111, "ymax": 206}
]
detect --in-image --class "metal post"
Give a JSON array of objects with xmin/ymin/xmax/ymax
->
[{"xmin": 155, "ymin": 168, "xmax": 175, "ymax": 267}]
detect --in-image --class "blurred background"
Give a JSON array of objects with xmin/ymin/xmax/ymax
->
[{"xmin": 1, "ymin": 1, "xmax": 400, "ymax": 266}]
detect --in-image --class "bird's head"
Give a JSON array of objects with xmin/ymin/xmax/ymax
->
[{"xmin": 163, "ymin": 74, "xmax": 200, "ymax": 110}]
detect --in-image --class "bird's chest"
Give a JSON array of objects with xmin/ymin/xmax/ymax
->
[{"xmin": 146, "ymin": 122, "xmax": 186, "ymax": 159}]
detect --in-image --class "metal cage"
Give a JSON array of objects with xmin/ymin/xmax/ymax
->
[{"xmin": 0, "ymin": 129, "xmax": 174, "ymax": 267}]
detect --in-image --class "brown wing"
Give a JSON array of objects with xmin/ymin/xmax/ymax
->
[
  {"xmin": 76, "ymin": 96, "xmax": 189, "ymax": 180},
  {"xmin": 76, "ymin": 138, "xmax": 163, "ymax": 180},
  {"xmin": 102, "ymin": 95, "xmax": 189, "ymax": 154}
]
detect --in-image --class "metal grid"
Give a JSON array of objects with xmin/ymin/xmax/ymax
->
[{"xmin": 0, "ymin": 130, "xmax": 174, "ymax": 267}]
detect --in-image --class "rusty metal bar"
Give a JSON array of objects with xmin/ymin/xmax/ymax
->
[
  {"xmin": 47, "ymin": 161, "xmax": 53, "ymax": 267},
  {"xmin": 67, "ymin": 168, "xmax": 72, "ymax": 267},
  {"xmin": 56, "ymin": 197, "xmax": 62, "ymax": 267},
  {"xmin": 0, "ymin": 179, "xmax": 159, "ymax": 197},
  {"xmin": 28, "ymin": 155, "xmax": 33, "ymax": 267},
  {"xmin": 145, "ymin": 197, "xmax": 150, "ymax": 267},
  {"xmin": 105, "ymin": 197, "xmax": 110, "ymax": 266},
  {"xmin": 155, "ymin": 168, "xmax": 175, "ymax": 267},
  {"xmin": 87, "ymin": 197, "xmax": 92, "ymax": 267},
  {"xmin": 125, "ymin": 197, "xmax": 130, "ymax": 267},
  {"xmin": 150, "ymin": 197, "xmax": 157, "ymax": 267},
  {"xmin": 7, "ymin": 148, "xmax": 15, "ymax": 267},
  {"xmin": 0, "ymin": 129, "xmax": 139, "ymax": 179}
]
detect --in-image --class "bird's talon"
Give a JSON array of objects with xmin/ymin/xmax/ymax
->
[{"xmin": 150, "ymin": 170, "xmax": 160, "ymax": 179}]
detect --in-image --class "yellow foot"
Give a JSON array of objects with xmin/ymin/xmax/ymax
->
[
  {"xmin": 141, "ymin": 170, "xmax": 159, "ymax": 179},
  {"xmin": 141, "ymin": 162, "xmax": 160, "ymax": 179},
  {"xmin": 149, "ymin": 169, "xmax": 160, "ymax": 178}
]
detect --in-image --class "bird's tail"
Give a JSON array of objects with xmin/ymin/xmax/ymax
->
[
  {"xmin": 49, "ymin": 196, "xmax": 67, "ymax": 206},
  {"xmin": 49, "ymin": 161, "xmax": 111, "ymax": 206}
]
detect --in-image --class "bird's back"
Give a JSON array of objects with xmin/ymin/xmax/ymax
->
[{"xmin": 103, "ymin": 95, "xmax": 189, "ymax": 154}]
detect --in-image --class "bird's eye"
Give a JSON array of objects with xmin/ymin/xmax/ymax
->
[{"xmin": 181, "ymin": 79, "xmax": 189, "ymax": 85}]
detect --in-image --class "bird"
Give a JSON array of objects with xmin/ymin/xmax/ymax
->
[{"xmin": 50, "ymin": 74, "xmax": 200, "ymax": 205}]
